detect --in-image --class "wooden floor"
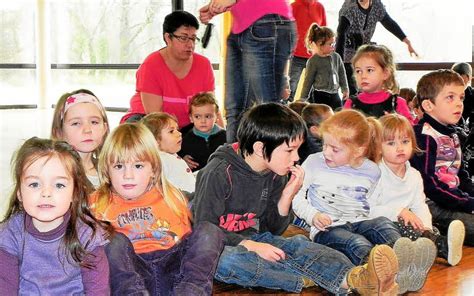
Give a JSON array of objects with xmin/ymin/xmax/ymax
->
[{"xmin": 213, "ymin": 226, "xmax": 474, "ymax": 295}]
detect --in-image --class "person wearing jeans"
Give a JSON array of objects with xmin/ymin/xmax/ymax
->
[
  {"xmin": 199, "ymin": 0, "xmax": 296, "ymax": 143},
  {"xmin": 105, "ymin": 223, "xmax": 223, "ymax": 296}
]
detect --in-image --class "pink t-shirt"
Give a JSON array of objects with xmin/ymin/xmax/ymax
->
[
  {"xmin": 230, "ymin": 0, "xmax": 293, "ymax": 34},
  {"xmin": 344, "ymin": 91, "xmax": 415, "ymax": 124},
  {"xmin": 124, "ymin": 51, "xmax": 215, "ymax": 128}
]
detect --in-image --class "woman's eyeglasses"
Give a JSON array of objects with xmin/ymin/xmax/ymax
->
[{"xmin": 170, "ymin": 33, "xmax": 200, "ymax": 44}]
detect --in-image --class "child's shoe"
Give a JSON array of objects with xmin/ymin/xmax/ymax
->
[
  {"xmin": 447, "ymin": 220, "xmax": 465, "ymax": 266},
  {"xmin": 392, "ymin": 237, "xmax": 413, "ymax": 294},
  {"xmin": 394, "ymin": 237, "xmax": 436, "ymax": 293},
  {"xmin": 347, "ymin": 245, "xmax": 399, "ymax": 296}
]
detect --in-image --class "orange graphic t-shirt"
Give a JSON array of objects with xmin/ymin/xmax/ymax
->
[{"xmin": 89, "ymin": 187, "xmax": 191, "ymax": 254}]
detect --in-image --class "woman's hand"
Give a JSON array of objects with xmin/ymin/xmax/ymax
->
[{"xmin": 403, "ymin": 38, "xmax": 418, "ymax": 57}]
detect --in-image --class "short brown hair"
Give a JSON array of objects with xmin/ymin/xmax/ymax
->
[
  {"xmin": 189, "ymin": 92, "xmax": 219, "ymax": 114},
  {"xmin": 141, "ymin": 112, "xmax": 177, "ymax": 141},
  {"xmin": 288, "ymin": 101, "xmax": 309, "ymax": 115},
  {"xmin": 416, "ymin": 69, "xmax": 464, "ymax": 109},
  {"xmin": 301, "ymin": 103, "xmax": 333, "ymax": 128}
]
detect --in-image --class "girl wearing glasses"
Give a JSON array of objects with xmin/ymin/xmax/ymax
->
[{"xmin": 300, "ymin": 24, "xmax": 349, "ymax": 110}]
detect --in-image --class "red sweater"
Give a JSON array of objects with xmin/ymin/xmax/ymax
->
[{"xmin": 291, "ymin": 0, "xmax": 327, "ymax": 58}]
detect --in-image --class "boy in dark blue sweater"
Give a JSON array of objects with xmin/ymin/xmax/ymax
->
[{"xmin": 411, "ymin": 69, "xmax": 474, "ymax": 246}]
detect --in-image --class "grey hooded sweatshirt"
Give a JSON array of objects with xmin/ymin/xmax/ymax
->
[{"xmin": 193, "ymin": 143, "xmax": 293, "ymax": 246}]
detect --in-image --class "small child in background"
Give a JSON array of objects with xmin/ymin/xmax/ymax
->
[
  {"xmin": 452, "ymin": 62, "xmax": 473, "ymax": 130},
  {"xmin": 298, "ymin": 103, "xmax": 334, "ymax": 163},
  {"xmin": 89, "ymin": 123, "xmax": 223, "ymax": 295},
  {"xmin": 0, "ymin": 137, "xmax": 111, "ymax": 295},
  {"xmin": 344, "ymin": 45, "xmax": 415, "ymax": 123},
  {"xmin": 399, "ymin": 87, "xmax": 419, "ymax": 123},
  {"xmin": 293, "ymin": 109, "xmax": 436, "ymax": 294},
  {"xmin": 51, "ymin": 89, "xmax": 109, "ymax": 188},
  {"xmin": 288, "ymin": 100, "xmax": 309, "ymax": 115},
  {"xmin": 372, "ymin": 114, "xmax": 465, "ymax": 269},
  {"xmin": 178, "ymin": 93, "xmax": 226, "ymax": 172},
  {"xmin": 142, "ymin": 112, "xmax": 196, "ymax": 195},
  {"xmin": 300, "ymin": 24, "xmax": 349, "ymax": 110}
]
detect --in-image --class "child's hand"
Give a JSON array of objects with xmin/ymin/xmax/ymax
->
[
  {"xmin": 281, "ymin": 164, "xmax": 304, "ymax": 200},
  {"xmin": 398, "ymin": 208, "xmax": 424, "ymax": 231},
  {"xmin": 240, "ymin": 240, "xmax": 286, "ymax": 262},
  {"xmin": 312, "ymin": 213, "xmax": 333, "ymax": 231},
  {"xmin": 183, "ymin": 155, "xmax": 199, "ymax": 170}
]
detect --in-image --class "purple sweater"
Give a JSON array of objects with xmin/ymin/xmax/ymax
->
[{"xmin": 0, "ymin": 212, "xmax": 110, "ymax": 295}]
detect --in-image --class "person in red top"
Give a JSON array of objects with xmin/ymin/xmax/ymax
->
[
  {"xmin": 121, "ymin": 11, "xmax": 215, "ymax": 129},
  {"xmin": 288, "ymin": 0, "xmax": 327, "ymax": 101}
]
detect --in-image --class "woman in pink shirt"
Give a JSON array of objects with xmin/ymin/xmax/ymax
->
[
  {"xmin": 121, "ymin": 11, "xmax": 215, "ymax": 129},
  {"xmin": 200, "ymin": 0, "xmax": 296, "ymax": 143}
]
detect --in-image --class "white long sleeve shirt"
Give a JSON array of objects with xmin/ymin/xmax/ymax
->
[{"xmin": 370, "ymin": 159, "xmax": 432, "ymax": 230}]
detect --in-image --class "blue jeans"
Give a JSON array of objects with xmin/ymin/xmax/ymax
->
[
  {"xmin": 215, "ymin": 232, "xmax": 352, "ymax": 294},
  {"xmin": 313, "ymin": 217, "xmax": 401, "ymax": 265},
  {"xmin": 225, "ymin": 14, "xmax": 296, "ymax": 143},
  {"xmin": 107, "ymin": 223, "xmax": 224, "ymax": 296}
]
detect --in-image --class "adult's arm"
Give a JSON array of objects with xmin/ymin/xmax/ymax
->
[
  {"xmin": 81, "ymin": 246, "xmax": 110, "ymax": 295},
  {"xmin": 141, "ymin": 92, "xmax": 163, "ymax": 114},
  {"xmin": 335, "ymin": 16, "xmax": 350, "ymax": 61},
  {"xmin": 380, "ymin": 13, "xmax": 417, "ymax": 56},
  {"xmin": 0, "ymin": 249, "xmax": 19, "ymax": 296}
]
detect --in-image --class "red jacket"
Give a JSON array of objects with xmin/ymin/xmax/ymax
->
[{"xmin": 291, "ymin": 0, "xmax": 327, "ymax": 58}]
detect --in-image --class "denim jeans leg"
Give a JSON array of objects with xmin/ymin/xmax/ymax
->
[
  {"xmin": 288, "ymin": 56, "xmax": 307, "ymax": 101},
  {"xmin": 225, "ymin": 15, "xmax": 296, "ymax": 143},
  {"xmin": 105, "ymin": 232, "xmax": 151, "ymax": 296},
  {"xmin": 215, "ymin": 232, "xmax": 351, "ymax": 293},
  {"xmin": 314, "ymin": 224, "xmax": 374, "ymax": 265},
  {"xmin": 355, "ymin": 217, "xmax": 401, "ymax": 247},
  {"xmin": 428, "ymin": 200, "xmax": 474, "ymax": 246},
  {"xmin": 173, "ymin": 222, "xmax": 224, "ymax": 296},
  {"xmin": 224, "ymin": 32, "xmax": 246, "ymax": 143},
  {"xmin": 263, "ymin": 233, "xmax": 352, "ymax": 294}
]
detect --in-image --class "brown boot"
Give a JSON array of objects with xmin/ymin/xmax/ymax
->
[{"xmin": 347, "ymin": 245, "xmax": 399, "ymax": 296}]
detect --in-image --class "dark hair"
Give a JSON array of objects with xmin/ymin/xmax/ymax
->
[
  {"xmin": 451, "ymin": 62, "xmax": 472, "ymax": 78},
  {"xmin": 237, "ymin": 103, "xmax": 307, "ymax": 161},
  {"xmin": 301, "ymin": 103, "xmax": 333, "ymax": 128},
  {"xmin": 4, "ymin": 137, "xmax": 112, "ymax": 267},
  {"xmin": 163, "ymin": 11, "xmax": 199, "ymax": 43},
  {"xmin": 399, "ymin": 88, "xmax": 416, "ymax": 104},
  {"xmin": 416, "ymin": 69, "xmax": 464, "ymax": 110}
]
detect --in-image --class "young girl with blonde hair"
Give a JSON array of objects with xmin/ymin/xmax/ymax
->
[
  {"xmin": 300, "ymin": 23, "xmax": 349, "ymax": 110},
  {"xmin": 51, "ymin": 89, "xmax": 109, "ymax": 188},
  {"xmin": 293, "ymin": 109, "xmax": 436, "ymax": 293},
  {"xmin": 344, "ymin": 44, "xmax": 414, "ymax": 123},
  {"xmin": 89, "ymin": 123, "xmax": 223, "ymax": 295},
  {"xmin": 371, "ymin": 114, "xmax": 464, "ymax": 282},
  {"xmin": 0, "ymin": 137, "xmax": 111, "ymax": 295}
]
